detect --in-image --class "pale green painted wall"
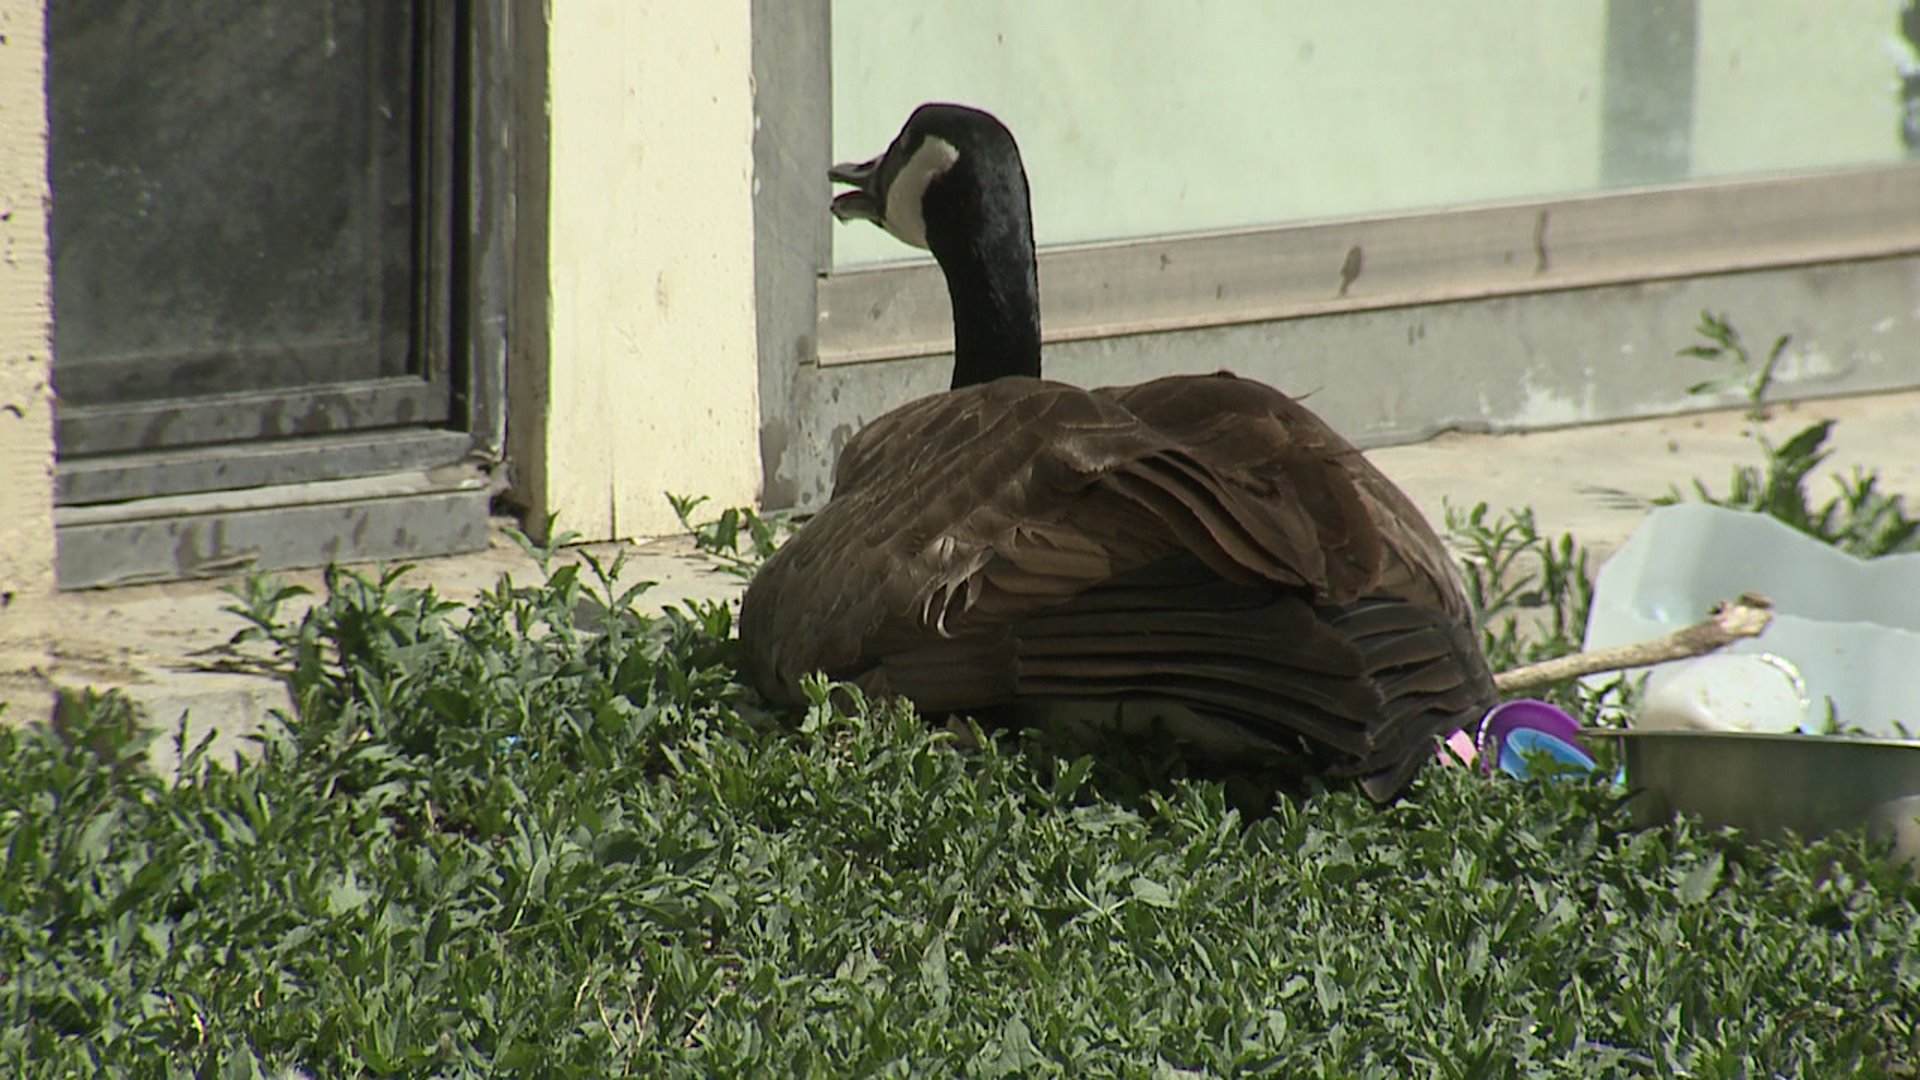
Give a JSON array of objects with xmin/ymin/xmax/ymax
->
[
  {"xmin": 831, "ymin": 0, "xmax": 1911, "ymax": 267},
  {"xmin": 1691, "ymin": 0, "xmax": 1905, "ymax": 178}
]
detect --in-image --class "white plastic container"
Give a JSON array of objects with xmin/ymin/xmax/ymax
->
[
  {"xmin": 1584, "ymin": 503, "xmax": 1920, "ymax": 737},
  {"xmin": 1637, "ymin": 653, "xmax": 1807, "ymax": 734}
]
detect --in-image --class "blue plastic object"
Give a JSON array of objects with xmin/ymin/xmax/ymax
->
[
  {"xmin": 1477, "ymin": 699, "xmax": 1598, "ymax": 780},
  {"xmin": 1496, "ymin": 727, "xmax": 1598, "ymax": 779}
]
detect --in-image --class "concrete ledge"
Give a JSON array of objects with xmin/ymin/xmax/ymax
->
[
  {"xmin": 124, "ymin": 672, "xmax": 294, "ymax": 777},
  {"xmin": 1371, "ymin": 387, "xmax": 1920, "ymax": 562}
]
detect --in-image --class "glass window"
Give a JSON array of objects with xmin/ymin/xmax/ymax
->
[
  {"xmin": 832, "ymin": 0, "xmax": 1916, "ymax": 267},
  {"xmin": 49, "ymin": 0, "xmax": 418, "ymax": 408}
]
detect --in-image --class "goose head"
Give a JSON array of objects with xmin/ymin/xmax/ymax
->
[{"xmin": 831, "ymin": 104, "xmax": 1042, "ymax": 388}]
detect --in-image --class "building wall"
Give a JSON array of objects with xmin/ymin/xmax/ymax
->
[
  {"xmin": 2, "ymin": 0, "xmax": 773, "ymax": 639},
  {"xmin": 1, "ymin": 0, "xmax": 1914, "ymax": 618},
  {"xmin": 764, "ymin": 0, "xmax": 1919, "ymax": 507},
  {"xmin": 0, "ymin": 0, "xmax": 55, "ymax": 698},
  {"xmin": 511, "ymin": 0, "xmax": 764, "ymax": 540}
]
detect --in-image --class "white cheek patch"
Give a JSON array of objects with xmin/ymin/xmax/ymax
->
[{"xmin": 882, "ymin": 135, "xmax": 960, "ymax": 250}]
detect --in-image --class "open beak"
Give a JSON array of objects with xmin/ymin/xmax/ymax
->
[{"xmin": 829, "ymin": 155, "xmax": 884, "ymax": 224}]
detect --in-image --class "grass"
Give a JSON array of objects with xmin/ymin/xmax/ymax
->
[
  {"xmin": 1662, "ymin": 311, "xmax": 1920, "ymax": 558},
  {"xmin": 1657, "ymin": 418, "xmax": 1920, "ymax": 558},
  {"xmin": 4, "ymin": 319, "xmax": 1919, "ymax": 1076},
  {"xmin": 4, "ymin": 526, "xmax": 1918, "ymax": 1077},
  {"xmin": 666, "ymin": 495, "xmax": 799, "ymax": 580}
]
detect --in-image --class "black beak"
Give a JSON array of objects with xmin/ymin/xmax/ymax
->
[{"xmin": 829, "ymin": 154, "xmax": 884, "ymax": 224}]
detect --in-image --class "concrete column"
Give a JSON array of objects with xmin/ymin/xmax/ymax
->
[
  {"xmin": 0, "ymin": 0, "xmax": 55, "ymax": 710},
  {"xmin": 510, "ymin": 1, "xmax": 764, "ymax": 540}
]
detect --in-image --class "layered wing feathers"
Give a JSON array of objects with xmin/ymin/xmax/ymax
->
[{"xmin": 738, "ymin": 371, "xmax": 1494, "ymax": 798}]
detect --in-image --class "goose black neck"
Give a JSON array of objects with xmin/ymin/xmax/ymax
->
[
  {"xmin": 922, "ymin": 163, "xmax": 1042, "ymax": 389},
  {"xmin": 935, "ymin": 238, "xmax": 1041, "ymax": 389}
]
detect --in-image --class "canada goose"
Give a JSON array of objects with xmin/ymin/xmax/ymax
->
[{"xmin": 740, "ymin": 103, "xmax": 1496, "ymax": 800}]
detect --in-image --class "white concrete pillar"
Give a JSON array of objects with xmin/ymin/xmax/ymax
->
[
  {"xmin": 0, "ymin": 0, "xmax": 56, "ymax": 709},
  {"xmin": 514, "ymin": 1, "xmax": 764, "ymax": 540}
]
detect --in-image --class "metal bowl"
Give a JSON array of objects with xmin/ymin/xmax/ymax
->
[{"xmin": 1594, "ymin": 729, "xmax": 1920, "ymax": 863}]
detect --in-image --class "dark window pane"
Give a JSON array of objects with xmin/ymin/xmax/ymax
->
[{"xmin": 49, "ymin": 1, "xmax": 417, "ymax": 406}]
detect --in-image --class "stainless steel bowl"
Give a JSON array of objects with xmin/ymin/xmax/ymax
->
[{"xmin": 1594, "ymin": 730, "xmax": 1920, "ymax": 863}]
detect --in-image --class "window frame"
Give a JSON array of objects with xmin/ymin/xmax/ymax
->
[
  {"xmin": 48, "ymin": 0, "xmax": 519, "ymax": 587},
  {"xmin": 818, "ymin": 163, "xmax": 1920, "ymax": 368}
]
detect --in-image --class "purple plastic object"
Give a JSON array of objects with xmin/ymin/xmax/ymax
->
[{"xmin": 1476, "ymin": 699, "xmax": 1596, "ymax": 778}]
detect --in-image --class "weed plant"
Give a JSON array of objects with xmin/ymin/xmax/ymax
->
[{"xmin": 1664, "ymin": 312, "xmax": 1920, "ymax": 557}]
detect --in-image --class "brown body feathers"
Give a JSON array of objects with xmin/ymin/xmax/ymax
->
[{"xmin": 740, "ymin": 373, "xmax": 1494, "ymax": 800}]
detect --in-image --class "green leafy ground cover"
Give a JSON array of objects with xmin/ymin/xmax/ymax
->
[
  {"xmin": 4, "ymin": 316, "xmax": 1918, "ymax": 1076},
  {"xmin": 5, "ymin": 538, "xmax": 1917, "ymax": 1077}
]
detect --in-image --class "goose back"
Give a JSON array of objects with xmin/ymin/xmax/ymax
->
[
  {"xmin": 740, "ymin": 102, "xmax": 1494, "ymax": 800},
  {"xmin": 738, "ymin": 369, "xmax": 1495, "ymax": 796}
]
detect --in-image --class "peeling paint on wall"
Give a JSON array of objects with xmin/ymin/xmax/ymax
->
[{"xmin": 0, "ymin": 0, "xmax": 57, "ymax": 700}]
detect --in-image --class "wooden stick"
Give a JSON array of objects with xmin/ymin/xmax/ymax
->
[{"xmin": 1494, "ymin": 592, "xmax": 1774, "ymax": 694}]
